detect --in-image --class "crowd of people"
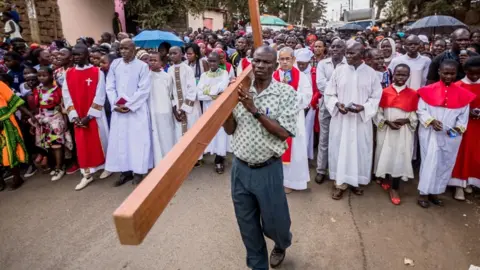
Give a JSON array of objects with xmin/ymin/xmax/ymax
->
[{"xmin": 0, "ymin": 17, "xmax": 480, "ymax": 269}]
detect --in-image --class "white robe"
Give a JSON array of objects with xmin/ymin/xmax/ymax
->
[
  {"xmin": 167, "ymin": 62, "xmax": 202, "ymax": 142},
  {"xmin": 417, "ymin": 99, "xmax": 470, "ymax": 194},
  {"xmin": 197, "ymin": 69, "xmax": 230, "ymax": 156},
  {"xmin": 105, "ymin": 58, "xmax": 153, "ymax": 174},
  {"xmin": 373, "ymin": 85, "xmax": 418, "ymax": 181},
  {"xmin": 301, "ymin": 66, "xmax": 317, "ymax": 160},
  {"xmin": 325, "ymin": 63, "xmax": 382, "ymax": 187},
  {"xmin": 276, "ymin": 69, "xmax": 312, "ymax": 190},
  {"xmin": 149, "ymin": 71, "xmax": 176, "ymax": 166},
  {"xmin": 62, "ymin": 65, "xmax": 110, "ymax": 176}
]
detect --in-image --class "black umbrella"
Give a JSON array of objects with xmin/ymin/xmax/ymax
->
[
  {"xmin": 338, "ymin": 23, "xmax": 364, "ymax": 32},
  {"xmin": 406, "ymin": 15, "xmax": 468, "ymax": 36}
]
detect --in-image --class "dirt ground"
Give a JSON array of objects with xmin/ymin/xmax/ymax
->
[{"xmin": 1, "ymin": 155, "xmax": 480, "ymax": 270}]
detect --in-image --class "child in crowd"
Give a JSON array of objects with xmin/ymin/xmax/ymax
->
[
  {"xmin": 197, "ymin": 51, "xmax": 230, "ymax": 173},
  {"xmin": 99, "ymin": 54, "xmax": 118, "ymax": 126},
  {"xmin": 374, "ymin": 64, "xmax": 419, "ymax": 205},
  {"xmin": 148, "ymin": 52, "xmax": 175, "ymax": 166},
  {"xmin": 31, "ymin": 67, "xmax": 73, "ymax": 181},
  {"xmin": 416, "ymin": 60, "xmax": 475, "ymax": 208}
]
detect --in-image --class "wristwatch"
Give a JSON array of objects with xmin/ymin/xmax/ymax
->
[{"xmin": 252, "ymin": 109, "xmax": 263, "ymax": 119}]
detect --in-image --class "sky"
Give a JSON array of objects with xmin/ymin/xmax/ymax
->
[{"xmin": 326, "ymin": 0, "xmax": 371, "ymax": 21}]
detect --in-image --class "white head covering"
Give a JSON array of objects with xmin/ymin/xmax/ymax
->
[
  {"xmin": 295, "ymin": 48, "xmax": 313, "ymax": 62},
  {"xmin": 418, "ymin": 35, "xmax": 429, "ymax": 44},
  {"xmin": 378, "ymin": 37, "xmax": 396, "ymax": 63}
]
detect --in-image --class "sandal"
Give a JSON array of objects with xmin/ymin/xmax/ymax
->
[
  {"xmin": 350, "ymin": 186, "xmax": 364, "ymax": 196},
  {"xmin": 376, "ymin": 178, "xmax": 383, "ymax": 185},
  {"xmin": 332, "ymin": 188, "xmax": 345, "ymax": 200},
  {"xmin": 284, "ymin": 187, "xmax": 293, "ymax": 194},
  {"xmin": 389, "ymin": 190, "xmax": 401, "ymax": 205},
  {"xmin": 381, "ymin": 183, "xmax": 391, "ymax": 191}
]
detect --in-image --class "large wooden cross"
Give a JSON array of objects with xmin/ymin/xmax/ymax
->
[{"xmin": 113, "ymin": 0, "xmax": 263, "ymax": 245}]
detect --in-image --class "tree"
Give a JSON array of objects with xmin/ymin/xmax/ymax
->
[
  {"xmin": 123, "ymin": 0, "xmax": 210, "ymax": 29},
  {"xmin": 383, "ymin": 0, "xmax": 407, "ymax": 23}
]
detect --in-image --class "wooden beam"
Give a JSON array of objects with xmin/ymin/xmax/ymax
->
[
  {"xmin": 248, "ymin": 0, "xmax": 263, "ymax": 48},
  {"xmin": 113, "ymin": 67, "xmax": 252, "ymax": 245},
  {"xmin": 113, "ymin": 0, "xmax": 262, "ymax": 246}
]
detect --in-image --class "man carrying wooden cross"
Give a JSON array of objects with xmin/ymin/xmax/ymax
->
[{"xmin": 223, "ymin": 45, "xmax": 298, "ymax": 269}]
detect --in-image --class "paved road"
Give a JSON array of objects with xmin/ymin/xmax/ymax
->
[{"xmin": 1, "ymin": 155, "xmax": 479, "ymax": 270}]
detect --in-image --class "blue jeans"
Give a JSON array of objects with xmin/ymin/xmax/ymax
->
[{"xmin": 231, "ymin": 157, "xmax": 292, "ymax": 270}]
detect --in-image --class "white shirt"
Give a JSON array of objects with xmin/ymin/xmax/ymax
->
[
  {"xmin": 388, "ymin": 53, "xmax": 431, "ymax": 90},
  {"xmin": 316, "ymin": 56, "xmax": 347, "ymax": 94}
]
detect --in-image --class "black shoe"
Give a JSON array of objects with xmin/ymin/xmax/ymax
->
[
  {"xmin": 113, "ymin": 173, "xmax": 134, "ymax": 187},
  {"xmin": 314, "ymin": 173, "xmax": 326, "ymax": 184},
  {"xmin": 417, "ymin": 199, "xmax": 430, "ymax": 208},
  {"xmin": 0, "ymin": 179, "xmax": 5, "ymax": 191},
  {"xmin": 194, "ymin": 160, "xmax": 203, "ymax": 168},
  {"xmin": 269, "ymin": 248, "xmax": 286, "ymax": 268},
  {"xmin": 428, "ymin": 195, "xmax": 444, "ymax": 206},
  {"xmin": 9, "ymin": 177, "xmax": 24, "ymax": 190},
  {"xmin": 132, "ymin": 175, "xmax": 144, "ymax": 185}
]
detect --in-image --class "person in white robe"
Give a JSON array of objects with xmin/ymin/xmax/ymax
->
[
  {"xmin": 197, "ymin": 52, "xmax": 230, "ymax": 173},
  {"xmin": 167, "ymin": 46, "xmax": 203, "ymax": 165},
  {"xmin": 62, "ymin": 44, "xmax": 111, "ymax": 190},
  {"xmin": 148, "ymin": 52, "xmax": 176, "ymax": 166},
  {"xmin": 295, "ymin": 48, "xmax": 318, "ymax": 161},
  {"xmin": 373, "ymin": 64, "xmax": 419, "ymax": 205},
  {"xmin": 105, "ymin": 39, "xmax": 153, "ymax": 186},
  {"xmin": 325, "ymin": 42, "xmax": 382, "ymax": 200},
  {"xmin": 274, "ymin": 47, "xmax": 312, "ymax": 193},
  {"xmin": 314, "ymin": 39, "xmax": 347, "ymax": 184},
  {"xmin": 416, "ymin": 60, "xmax": 474, "ymax": 208}
]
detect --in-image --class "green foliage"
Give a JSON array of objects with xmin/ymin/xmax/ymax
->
[
  {"xmin": 123, "ymin": 0, "xmax": 209, "ymax": 29},
  {"xmin": 124, "ymin": 0, "xmax": 327, "ymax": 29}
]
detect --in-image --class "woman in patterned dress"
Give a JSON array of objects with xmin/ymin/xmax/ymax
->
[
  {"xmin": 0, "ymin": 75, "xmax": 38, "ymax": 191},
  {"xmin": 32, "ymin": 67, "xmax": 73, "ymax": 181}
]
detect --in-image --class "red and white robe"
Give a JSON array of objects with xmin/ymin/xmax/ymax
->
[
  {"xmin": 450, "ymin": 78, "xmax": 480, "ymax": 188},
  {"xmin": 63, "ymin": 65, "xmax": 109, "ymax": 176},
  {"xmin": 303, "ymin": 65, "xmax": 321, "ymax": 160},
  {"xmin": 273, "ymin": 67, "xmax": 312, "ymax": 190},
  {"xmin": 417, "ymin": 81, "xmax": 475, "ymax": 194}
]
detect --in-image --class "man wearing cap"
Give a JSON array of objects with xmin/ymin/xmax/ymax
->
[{"xmin": 273, "ymin": 47, "xmax": 312, "ymax": 193}]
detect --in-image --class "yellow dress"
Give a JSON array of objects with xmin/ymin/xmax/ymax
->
[{"xmin": 0, "ymin": 81, "xmax": 27, "ymax": 167}]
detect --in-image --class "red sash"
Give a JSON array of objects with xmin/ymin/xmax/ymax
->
[
  {"xmin": 241, "ymin": 58, "xmax": 251, "ymax": 70},
  {"xmin": 273, "ymin": 67, "xmax": 301, "ymax": 163},
  {"xmin": 310, "ymin": 66, "xmax": 321, "ymax": 133},
  {"xmin": 226, "ymin": 62, "xmax": 232, "ymax": 73},
  {"xmin": 379, "ymin": 85, "xmax": 419, "ymax": 112},
  {"xmin": 65, "ymin": 67, "xmax": 106, "ymax": 168},
  {"xmin": 417, "ymin": 81, "xmax": 476, "ymax": 109}
]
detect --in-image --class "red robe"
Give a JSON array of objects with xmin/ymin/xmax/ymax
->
[
  {"xmin": 379, "ymin": 85, "xmax": 419, "ymax": 112},
  {"xmin": 273, "ymin": 67, "xmax": 300, "ymax": 163},
  {"xmin": 65, "ymin": 67, "xmax": 106, "ymax": 169},
  {"xmin": 451, "ymin": 80, "xmax": 480, "ymax": 181}
]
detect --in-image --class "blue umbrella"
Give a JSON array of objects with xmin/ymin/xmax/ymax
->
[{"xmin": 133, "ymin": 30, "xmax": 184, "ymax": 48}]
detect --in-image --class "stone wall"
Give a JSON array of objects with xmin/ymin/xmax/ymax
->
[{"xmin": 9, "ymin": 0, "xmax": 63, "ymax": 44}]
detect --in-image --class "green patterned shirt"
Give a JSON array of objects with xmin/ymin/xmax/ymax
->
[{"xmin": 232, "ymin": 80, "xmax": 297, "ymax": 164}]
